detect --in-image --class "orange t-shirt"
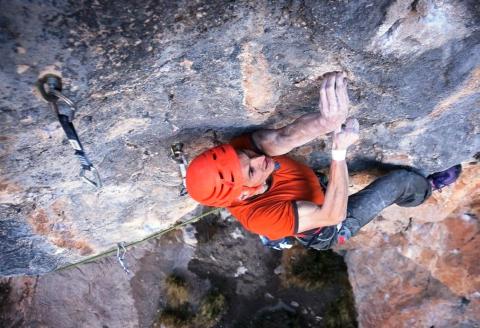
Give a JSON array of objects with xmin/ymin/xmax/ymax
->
[{"xmin": 227, "ymin": 135, "xmax": 325, "ymax": 240}]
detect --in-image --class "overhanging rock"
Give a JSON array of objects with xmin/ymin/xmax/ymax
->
[{"xmin": 0, "ymin": 0, "xmax": 479, "ymax": 275}]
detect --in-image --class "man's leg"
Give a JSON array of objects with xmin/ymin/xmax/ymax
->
[
  {"xmin": 306, "ymin": 166, "xmax": 460, "ymax": 250},
  {"xmin": 303, "ymin": 169, "xmax": 431, "ymax": 251},
  {"xmin": 341, "ymin": 169, "xmax": 431, "ymax": 237}
]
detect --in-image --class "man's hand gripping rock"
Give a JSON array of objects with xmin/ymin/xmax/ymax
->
[
  {"xmin": 317, "ymin": 72, "xmax": 349, "ymax": 135},
  {"xmin": 333, "ymin": 118, "xmax": 360, "ymax": 155},
  {"xmin": 317, "ymin": 71, "xmax": 359, "ymax": 159}
]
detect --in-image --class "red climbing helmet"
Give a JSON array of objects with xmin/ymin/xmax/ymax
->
[{"xmin": 186, "ymin": 144, "xmax": 244, "ymax": 207}]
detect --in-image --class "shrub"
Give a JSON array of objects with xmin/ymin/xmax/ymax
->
[
  {"xmin": 281, "ymin": 247, "xmax": 349, "ymax": 291},
  {"xmin": 155, "ymin": 274, "xmax": 228, "ymax": 328},
  {"xmin": 196, "ymin": 290, "xmax": 227, "ymax": 326},
  {"xmin": 165, "ymin": 274, "xmax": 189, "ymax": 307},
  {"xmin": 158, "ymin": 304, "xmax": 193, "ymax": 328},
  {"xmin": 323, "ymin": 289, "xmax": 357, "ymax": 328}
]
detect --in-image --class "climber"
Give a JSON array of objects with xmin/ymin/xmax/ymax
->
[{"xmin": 185, "ymin": 72, "xmax": 462, "ymax": 250}]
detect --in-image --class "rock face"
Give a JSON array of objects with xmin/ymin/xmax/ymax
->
[
  {"xmin": 0, "ymin": 227, "xmax": 201, "ymax": 328},
  {"xmin": 0, "ymin": 213, "xmax": 355, "ymax": 328},
  {"xmin": 0, "ymin": 0, "xmax": 479, "ymax": 325},
  {"xmin": 343, "ymin": 163, "xmax": 480, "ymax": 327},
  {"xmin": 1, "ymin": 0, "xmax": 479, "ymax": 276}
]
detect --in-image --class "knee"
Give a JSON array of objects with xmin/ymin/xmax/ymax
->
[
  {"xmin": 342, "ymin": 217, "xmax": 362, "ymax": 236},
  {"xmin": 379, "ymin": 170, "xmax": 410, "ymax": 185},
  {"xmin": 390, "ymin": 169, "xmax": 412, "ymax": 178},
  {"xmin": 389, "ymin": 169, "xmax": 424, "ymax": 182}
]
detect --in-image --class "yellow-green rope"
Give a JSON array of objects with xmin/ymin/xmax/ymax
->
[{"xmin": 56, "ymin": 208, "xmax": 220, "ymax": 272}]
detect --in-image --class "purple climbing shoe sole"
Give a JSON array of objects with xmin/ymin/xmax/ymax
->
[{"xmin": 427, "ymin": 164, "xmax": 462, "ymax": 191}]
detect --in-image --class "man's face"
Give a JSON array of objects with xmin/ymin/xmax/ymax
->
[{"xmin": 236, "ymin": 149, "xmax": 276, "ymax": 187}]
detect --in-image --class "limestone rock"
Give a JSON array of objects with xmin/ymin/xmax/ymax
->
[
  {"xmin": 0, "ymin": 4, "xmax": 479, "ymax": 328},
  {"xmin": 343, "ymin": 163, "xmax": 480, "ymax": 327},
  {"xmin": 1, "ymin": 217, "xmax": 349, "ymax": 328},
  {"xmin": 346, "ymin": 247, "xmax": 480, "ymax": 328},
  {"xmin": 0, "ymin": 229, "xmax": 198, "ymax": 328}
]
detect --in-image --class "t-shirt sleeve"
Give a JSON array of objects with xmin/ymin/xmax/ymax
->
[
  {"xmin": 233, "ymin": 201, "xmax": 299, "ymax": 240},
  {"xmin": 229, "ymin": 134, "xmax": 264, "ymax": 154}
]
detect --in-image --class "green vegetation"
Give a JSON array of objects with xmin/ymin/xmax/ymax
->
[
  {"xmin": 323, "ymin": 289, "xmax": 357, "ymax": 328},
  {"xmin": 165, "ymin": 274, "xmax": 189, "ymax": 307},
  {"xmin": 281, "ymin": 247, "xmax": 357, "ymax": 327},
  {"xmin": 282, "ymin": 248, "xmax": 350, "ymax": 291},
  {"xmin": 196, "ymin": 290, "xmax": 227, "ymax": 326},
  {"xmin": 158, "ymin": 304, "xmax": 193, "ymax": 328},
  {"xmin": 156, "ymin": 274, "xmax": 227, "ymax": 328}
]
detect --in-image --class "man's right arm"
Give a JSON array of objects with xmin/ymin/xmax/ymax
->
[
  {"xmin": 295, "ymin": 118, "xmax": 359, "ymax": 233},
  {"xmin": 252, "ymin": 72, "xmax": 348, "ymax": 156},
  {"xmin": 296, "ymin": 159, "xmax": 349, "ymax": 231}
]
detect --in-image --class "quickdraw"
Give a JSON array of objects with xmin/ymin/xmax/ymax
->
[
  {"xmin": 36, "ymin": 74, "xmax": 102, "ymax": 188},
  {"xmin": 170, "ymin": 142, "xmax": 188, "ymax": 196},
  {"xmin": 56, "ymin": 208, "xmax": 220, "ymax": 273}
]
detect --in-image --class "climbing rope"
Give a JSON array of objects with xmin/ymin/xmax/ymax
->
[
  {"xmin": 56, "ymin": 208, "xmax": 220, "ymax": 272},
  {"xmin": 36, "ymin": 74, "xmax": 102, "ymax": 188}
]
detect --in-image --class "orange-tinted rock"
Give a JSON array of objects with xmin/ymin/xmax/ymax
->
[
  {"xmin": 27, "ymin": 202, "xmax": 94, "ymax": 256},
  {"xmin": 345, "ymin": 163, "xmax": 480, "ymax": 327},
  {"xmin": 400, "ymin": 203, "xmax": 480, "ymax": 297},
  {"xmin": 347, "ymin": 246, "xmax": 480, "ymax": 327}
]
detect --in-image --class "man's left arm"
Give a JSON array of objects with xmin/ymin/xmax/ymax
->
[{"xmin": 252, "ymin": 72, "xmax": 348, "ymax": 156}]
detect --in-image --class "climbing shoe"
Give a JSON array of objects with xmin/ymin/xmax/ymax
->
[{"xmin": 427, "ymin": 164, "xmax": 462, "ymax": 191}]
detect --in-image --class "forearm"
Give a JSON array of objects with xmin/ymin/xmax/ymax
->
[
  {"xmin": 296, "ymin": 159, "xmax": 349, "ymax": 232},
  {"xmin": 321, "ymin": 158, "xmax": 349, "ymax": 225},
  {"xmin": 254, "ymin": 72, "xmax": 349, "ymax": 156},
  {"xmin": 281, "ymin": 113, "xmax": 334, "ymax": 145},
  {"xmin": 253, "ymin": 113, "xmax": 334, "ymax": 156}
]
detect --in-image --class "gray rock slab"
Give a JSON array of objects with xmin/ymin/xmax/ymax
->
[{"xmin": 1, "ymin": 0, "xmax": 479, "ymax": 275}]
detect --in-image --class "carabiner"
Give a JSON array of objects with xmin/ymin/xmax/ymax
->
[
  {"xmin": 80, "ymin": 166, "xmax": 102, "ymax": 188},
  {"xmin": 170, "ymin": 143, "xmax": 185, "ymax": 163},
  {"xmin": 36, "ymin": 74, "xmax": 62, "ymax": 102},
  {"xmin": 51, "ymin": 89, "xmax": 76, "ymax": 122},
  {"xmin": 170, "ymin": 143, "xmax": 188, "ymax": 196},
  {"xmin": 116, "ymin": 242, "xmax": 131, "ymax": 275}
]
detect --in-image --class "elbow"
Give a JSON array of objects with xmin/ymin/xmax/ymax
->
[
  {"xmin": 322, "ymin": 194, "xmax": 348, "ymax": 226},
  {"xmin": 324, "ymin": 216, "xmax": 343, "ymax": 226},
  {"xmin": 333, "ymin": 208, "xmax": 347, "ymax": 224},
  {"xmin": 332, "ymin": 215, "xmax": 345, "ymax": 225},
  {"xmin": 324, "ymin": 208, "xmax": 346, "ymax": 226}
]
